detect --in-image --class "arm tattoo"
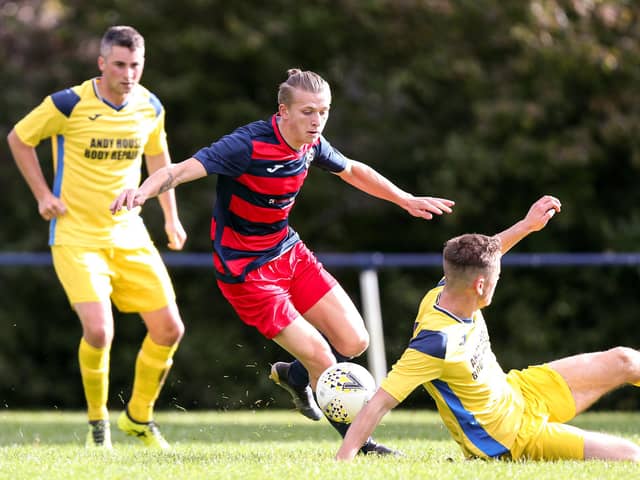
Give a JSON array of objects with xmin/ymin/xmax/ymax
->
[{"xmin": 158, "ymin": 172, "xmax": 175, "ymax": 194}]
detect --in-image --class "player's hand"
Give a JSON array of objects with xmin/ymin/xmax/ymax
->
[
  {"xmin": 110, "ymin": 188, "xmax": 148, "ymax": 214},
  {"xmin": 165, "ymin": 218, "xmax": 187, "ymax": 251},
  {"xmin": 523, "ymin": 195, "xmax": 561, "ymax": 232},
  {"xmin": 37, "ymin": 193, "xmax": 66, "ymax": 221},
  {"xmin": 402, "ymin": 196, "xmax": 455, "ymax": 220}
]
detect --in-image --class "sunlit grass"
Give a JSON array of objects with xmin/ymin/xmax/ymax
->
[{"xmin": 0, "ymin": 410, "xmax": 637, "ymax": 479}]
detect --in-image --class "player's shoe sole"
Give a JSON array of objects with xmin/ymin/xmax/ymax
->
[
  {"xmin": 117, "ymin": 410, "xmax": 170, "ymax": 449},
  {"xmin": 86, "ymin": 419, "xmax": 112, "ymax": 448},
  {"xmin": 270, "ymin": 362, "xmax": 323, "ymax": 421}
]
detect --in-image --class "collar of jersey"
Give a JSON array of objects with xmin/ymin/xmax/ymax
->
[
  {"xmin": 434, "ymin": 293, "xmax": 474, "ymax": 324},
  {"xmin": 92, "ymin": 77, "xmax": 129, "ymax": 111}
]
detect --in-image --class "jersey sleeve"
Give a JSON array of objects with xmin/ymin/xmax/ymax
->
[
  {"xmin": 143, "ymin": 94, "xmax": 168, "ymax": 156},
  {"xmin": 380, "ymin": 346, "xmax": 444, "ymax": 403},
  {"xmin": 311, "ymin": 135, "xmax": 348, "ymax": 173},
  {"xmin": 192, "ymin": 129, "xmax": 253, "ymax": 177},
  {"xmin": 13, "ymin": 95, "xmax": 68, "ymax": 146}
]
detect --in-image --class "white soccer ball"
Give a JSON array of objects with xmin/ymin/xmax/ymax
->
[{"xmin": 316, "ymin": 362, "xmax": 376, "ymax": 424}]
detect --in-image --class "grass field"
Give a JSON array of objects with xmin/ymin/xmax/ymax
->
[{"xmin": 0, "ymin": 410, "xmax": 638, "ymax": 479}]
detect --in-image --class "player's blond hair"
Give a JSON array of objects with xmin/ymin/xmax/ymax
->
[
  {"xmin": 100, "ymin": 25, "xmax": 144, "ymax": 57},
  {"xmin": 277, "ymin": 68, "xmax": 331, "ymax": 106},
  {"xmin": 443, "ymin": 234, "xmax": 502, "ymax": 282}
]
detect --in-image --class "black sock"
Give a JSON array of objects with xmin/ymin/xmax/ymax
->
[
  {"xmin": 289, "ymin": 343, "xmax": 352, "ymax": 387},
  {"xmin": 287, "ymin": 360, "xmax": 309, "ymax": 387}
]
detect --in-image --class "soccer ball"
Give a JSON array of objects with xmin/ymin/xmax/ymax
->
[{"xmin": 316, "ymin": 362, "xmax": 376, "ymax": 424}]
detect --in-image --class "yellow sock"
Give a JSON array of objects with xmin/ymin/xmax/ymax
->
[
  {"xmin": 633, "ymin": 381, "xmax": 640, "ymax": 387},
  {"xmin": 78, "ymin": 338, "xmax": 110, "ymax": 421},
  {"xmin": 127, "ymin": 335, "xmax": 178, "ymax": 423}
]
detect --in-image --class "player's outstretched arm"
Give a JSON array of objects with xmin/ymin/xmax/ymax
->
[
  {"xmin": 497, "ymin": 195, "xmax": 561, "ymax": 255},
  {"xmin": 110, "ymin": 157, "xmax": 206, "ymax": 214},
  {"xmin": 336, "ymin": 160, "xmax": 455, "ymax": 220},
  {"xmin": 336, "ymin": 388, "xmax": 399, "ymax": 461}
]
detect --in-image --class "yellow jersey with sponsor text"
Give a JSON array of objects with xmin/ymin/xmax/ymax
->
[
  {"xmin": 380, "ymin": 280, "xmax": 525, "ymax": 459},
  {"xmin": 14, "ymin": 78, "xmax": 167, "ymax": 248}
]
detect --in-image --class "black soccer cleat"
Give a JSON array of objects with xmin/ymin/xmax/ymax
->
[
  {"xmin": 270, "ymin": 361, "xmax": 323, "ymax": 421},
  {"xmin": 360, "ymin": 439, "xmax": 404, "ymax": 456}
]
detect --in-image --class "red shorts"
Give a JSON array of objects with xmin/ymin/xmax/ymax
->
[{"xmin": 216, "ymin": 242, "xmax": 338, "ymax": 339}]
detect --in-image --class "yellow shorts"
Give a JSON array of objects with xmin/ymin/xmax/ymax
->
[
  {"xmin": 51, "ymin": 244, "xmax": 176, "ymax": 313},
  {"xmin": 506, "ymin": 364, "xmax": 584, "ymax": 460}
]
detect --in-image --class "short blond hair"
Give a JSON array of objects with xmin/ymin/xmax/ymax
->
[{"xmin": 277, "ymin": 68, "xmax": 331, "ymax": 106}]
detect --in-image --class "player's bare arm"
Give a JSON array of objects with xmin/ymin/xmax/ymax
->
[
  {"xmin": 145, "ymin": 152, "xmax": 188, "ymax": 250},
  {"xmin": 110, "ymin": 157, "xmax": 206, "ymax": 214},
  {"xmin": 336, "ymin": 388, "xmax": 399, "ymax": 461},
  {"xmin": 336, "ymin": 159, "xmax": 455, "ymax": 220},
  {"xmin": 497, "ymin": 195, "xmax": 561, "ymax": 254},
  {"xmin": 7, "ymin": 129, "xmax": 67, "ymax": 221}
]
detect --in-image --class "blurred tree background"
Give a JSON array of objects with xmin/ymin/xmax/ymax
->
[{"xmin": 1, "ymin": 0, "xmax": 640, "ymax": 412}]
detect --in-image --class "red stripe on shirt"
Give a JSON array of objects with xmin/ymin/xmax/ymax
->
[
  {"xmin": 236, "ymin": 170, "xmax": 308, "ymax": 195},
  {"xmin": 229, "ymin": 194, "xmax": 293, "ymax": 223},
  {"xmin": 213, "ymin": 252, "xmax": 258, "ymax": 277},
  {"xmin": 220, "ymin": 225, "xmax": 288, "ymax": 251},
  {"xmin": 251, "ymin": 140, "xmax": 298, "ymax": 161}
]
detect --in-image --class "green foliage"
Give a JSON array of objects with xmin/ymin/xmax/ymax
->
[{"xmin": 2, "ymin": 1, "xmax": 640, "ymax": 408}]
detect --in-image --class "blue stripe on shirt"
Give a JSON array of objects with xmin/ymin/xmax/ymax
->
[
  {"xmin": 49, "ymin": 135, "xmax": 65, "ymax": 245},
  {"xmin": 432, "ymin": 379, "xmax": 509, "ymax": 458},
  {"xmin": 408, "ymin": 330, "xmax": 448, "ymax": 359}
]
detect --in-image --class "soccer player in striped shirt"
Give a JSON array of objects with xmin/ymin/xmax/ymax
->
[
  {"xmin": 337, "ymin": 195, "xmax": 640, "ymax": 462},
  {"xmin": 111, "ymin": 68, "xmax": 455, "ymax": 454}
]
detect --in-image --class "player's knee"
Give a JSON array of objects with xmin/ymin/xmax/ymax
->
[
  {"xmin": 83, "ymin": 325, "xmax": 114, "ymax": 347},
  {"xmin": 342, "ymin": 331, "xmax": 369, "ymax": 358},
  {"xmin": 609, "ymin": 346, "xmax": 640, "ymax": 379},
  {"xmin": 163, "ymin": 317, "xmax": 185, "ymax": 343}
]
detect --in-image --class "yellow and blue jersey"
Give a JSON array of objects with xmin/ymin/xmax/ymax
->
[
  {"xmin": 381, "ymin": 279, "xmax": 525, "ymax": 458},
  {"xmin": 14, "ymin": 78, "xmax": 167, "ymax": 248}
]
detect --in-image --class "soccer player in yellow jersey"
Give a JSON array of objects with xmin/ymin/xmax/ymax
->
[
  {"xmin": 7, "ymin": 26, "xmax": 186, "ymax": 449},
  {"xmin": 337, "ymin": 195, "xmax": 640, "ymax": 462}
]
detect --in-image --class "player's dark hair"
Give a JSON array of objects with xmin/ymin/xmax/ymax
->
[
  {"xmin": 100, "ymin": 25, "xmax": 144, "ymax": 56},
  {"xmin": 443, "ymin": 234, "xmax": 502, "ymax": 275},
  {"xmin": 278, "ymin": 68, "xmax": 331, "ymax": 106}
]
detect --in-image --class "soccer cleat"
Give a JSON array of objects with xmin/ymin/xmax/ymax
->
[
  {"xmin": 86, "ymin": 419, "xmax": 112, "ymax": 448},
  {"xmin": 117, "ymin": 410, "xmax": 170, "ymax": 449},
  {"xmin": 269, "ymin": 362, "xmax": 323, "ymax": 421},
  {"xmin": 360, "ymin": 439, "xmax": 403, "ymax": 456}
]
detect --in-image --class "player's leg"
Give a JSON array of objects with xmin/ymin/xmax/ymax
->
[
  {"xmin": 274, "ymin": 317, "xmax": 399, "ymax": 456},
  {"xmin": 110, "ymin": 246, "xmax": 184, "ymax": 449},
  {"xmin": 75, "ymin": 301, "xmax": 115, "ymax": 448},
  {"xmin": 132, "ymin": 303, "xmax": 184, "ymax": 421},
  {"xmin": 302, "ymin": 284, "xmax": 369, "ymax": 367},
  {"xmin": 276, "ymin": 283, "xmax": 369, "ymax": 398},
  {"xmin": 270, "ymin": 243, "xmax": 367, "ymax": 419},
  {"xmin": 548, "ymin": 347, "xmax": 640, "ymax": 414},
  {"xmin": 283, "ymin": 246, "xmax": 399, "ymax": 456},
  {"xmin": 52, "ymin": 245, "xmax": 115, "ymax": 448},
  {"xmin": 519, "ymin": 420, "xmax": 640, "ymax": 461},
  {"xmin": 272, "ymin": 316, "xmax": 337, "ymax": 388},
  {"xmin": 583, "ymin": 429, "xmax": 640, "ymax": 461}
]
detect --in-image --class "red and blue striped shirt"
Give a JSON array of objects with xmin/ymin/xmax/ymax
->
[{"xmin": 193, "ymin": 114, "xmax": 347, "ymax": 283}]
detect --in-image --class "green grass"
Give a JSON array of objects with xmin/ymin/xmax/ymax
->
[{"xmin": 0, "ymin": 410, "xmax": 638, "ymax": 479}]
